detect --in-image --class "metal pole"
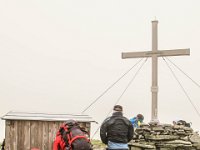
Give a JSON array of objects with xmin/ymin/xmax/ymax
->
[{"xmin": 151, "ymin": 20, "xmax": 159, "ymax": 123}]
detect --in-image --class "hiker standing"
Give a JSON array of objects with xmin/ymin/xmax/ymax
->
[
  {"xmin": 100, "ymin": 105, "xmax": 133, "ymax": 150},
  {"xmin": 130, "ymin": 114, "xmax": 144, "ymax": 128}
]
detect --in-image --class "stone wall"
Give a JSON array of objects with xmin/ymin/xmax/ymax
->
[{"xmin": 128, "ymin": 123, "xmax": 200, "ymax": 150}]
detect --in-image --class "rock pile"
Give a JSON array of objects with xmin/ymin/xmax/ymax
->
[{"xmin": 128, "ymin": 123, "xmax": 200, "ymax": 150}]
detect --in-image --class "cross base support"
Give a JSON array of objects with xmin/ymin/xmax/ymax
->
[{"xmin": 149, "ymin": 119, "xmax": 160, "ymax": 125}]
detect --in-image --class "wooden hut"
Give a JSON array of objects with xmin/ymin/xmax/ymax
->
[{"xmin": 1, "ymin": 111, "xmax": 95, "ymax": 150}]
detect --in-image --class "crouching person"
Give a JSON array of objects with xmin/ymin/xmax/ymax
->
[
  {"xmin": 53, "ymin": 120, "xmax": 93, "ymax": 150},
  {"xmin": 100, "ymin": 105, "xmax": 133, "ymax": 150}
]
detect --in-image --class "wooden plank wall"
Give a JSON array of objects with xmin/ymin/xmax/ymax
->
[{"xmin": 5, "ymin": 120, "xmax": 91, "ymax": 150}]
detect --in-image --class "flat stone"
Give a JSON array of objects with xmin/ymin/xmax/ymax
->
[
  {"xmin": 129, "ymin": 141, "xmax": 156, "ymax": 149},
  {"xmin": 175, "ymin": 130, "xmax": 188, "ymax": 136},
  {"xmin": 159, "ymin": 148, "xmax": 175, "ymax": 150},
  {"xmin": 129, "ymin": 147, "xmax": 142, "ymax": 150},
  {"xmin": 164, "ymin": 126, "xmax": 173, "ymax": 131},
  {"xmin": 162, "ymin": 124, "xmax": 173, "ymax": 127},
  {"xmin": 135, "ymin": 129, "xmax": 144, "ymax": 134},
  {"xmin": 145, "ymin": 135, "xmax": 179, "ymax": 141},
  {"xmin": 142, "ymin": 127, "xmax": 151, "ymax": 132},
  {"xmin": 193, "ymin": 143, "xmax": 200, "ymax": 149},
  {"xmin": 156, "ymin": 143, "xmax": 192, "ymax": 148},
  {"xmin": 180, "ymin": 136, "xmax": 189, "ymax": 141},
  {"xmin": 183, "ymin": 126, "xmax": 193, "ymax": 132},
  {"xmin": 177, "ymin": 148, "xmax": 196, "ymax": 150},
  {"xmin": 173, "ymin": 125, "xmax": 186, "ymax": 130},
  {"xmin": 156, "ymin": 143, "xmax": 178, "ymax": 148},
  {"xmin": 189, "ymin": 133, "xmax": 200, "ymax": 143},
  {"xmin": 143, "ymin": 131, "xmax": 151, "ymax": 135},
  {"xmin": 140, "ymin": 123, "xmax": 150, "ymax": 127},
  {"xmin": 152, "ymin": 126, "xmax": 164, "ymax": 132},
  {"xmin": 164, "ymin": 140, "xmax": 192, "ymax": 145}
]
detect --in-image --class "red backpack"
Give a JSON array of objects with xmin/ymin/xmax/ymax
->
[{"xmin": 59, "ymin": 120, "xmax": 93, "ymax": 150}]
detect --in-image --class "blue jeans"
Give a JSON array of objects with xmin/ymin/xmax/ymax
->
[{"xmin": 107, "ymin": 141, "xmax": 129, "ymax": 150}]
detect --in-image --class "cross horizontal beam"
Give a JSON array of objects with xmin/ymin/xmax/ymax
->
[{"xmin": 122, "ymin": 49, "xmax": 190, "ymax": 59}]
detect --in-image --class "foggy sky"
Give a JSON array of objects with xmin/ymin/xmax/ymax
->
[{"xmin": 0, "ymin": 0, "xmax": 200, "ymax": 140}]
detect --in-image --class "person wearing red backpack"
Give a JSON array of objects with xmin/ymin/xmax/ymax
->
[{"xmin": 53, "ymin": 120, "xmax": 92, "ymax": 150}]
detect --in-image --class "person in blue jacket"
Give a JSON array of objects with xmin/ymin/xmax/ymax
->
[{"xmin": 130, "ymin": 114, "xmax": 144, "ymax": 128}]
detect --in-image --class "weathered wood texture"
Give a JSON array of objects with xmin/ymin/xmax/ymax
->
[{"xmin": 5, "ymin": 120, "xmax": 91, "ymax": 150}]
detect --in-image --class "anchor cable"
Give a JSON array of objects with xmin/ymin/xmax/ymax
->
[
  {"xmin": 165, "ymin": 57, "xmax": 200, "ymax": 89},
  {"xmin": 81, "ymin": 58, "xmax": 144, "ymax": 114},
  {"xmin": 91, "ymin": 58, "xmax": 148, "ymax": 139},
  {"xmin": 162, "ymin": 57, "xmax": 200, "ymax": 118}
]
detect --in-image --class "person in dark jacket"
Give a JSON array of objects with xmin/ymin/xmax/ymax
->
[{"xmin": 100, "ymin": 105, "xmax": 133, "ymax": 150}]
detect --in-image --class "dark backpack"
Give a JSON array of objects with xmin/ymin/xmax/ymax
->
[
  {"xmin": 59, "ymin": 121, "xmax": 93, "ymax": 150},
  {"xmin": 177, "ymin": 120, "xmax": 191, "ymax": 127}
]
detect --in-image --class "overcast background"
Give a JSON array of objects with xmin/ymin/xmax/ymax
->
[{"xmin": 0, "ymin": 0, "xmax": 200, "ymax": 141}]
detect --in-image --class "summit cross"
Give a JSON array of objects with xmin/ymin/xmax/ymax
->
[{"xmin": 121, "ymin": 20, "xmax": 190, "ymax": 123}]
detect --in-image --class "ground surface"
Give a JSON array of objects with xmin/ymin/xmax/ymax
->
[{"xmin": 91, "ymin": 139, "xmax": 106, "ymax": 150}]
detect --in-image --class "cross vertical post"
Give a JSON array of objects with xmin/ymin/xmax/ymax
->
[
  {"xmin": 151, "ymin": 20, "xmax": 159, "ymax": 123},
  {"xmin": 121, "ymin": 20, "xmax": 190, "ymax": 123}
]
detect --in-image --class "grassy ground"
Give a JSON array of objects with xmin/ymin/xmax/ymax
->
[{"xmin": 91, "ymin": 139, "xmax": 106, "ymax": 149}]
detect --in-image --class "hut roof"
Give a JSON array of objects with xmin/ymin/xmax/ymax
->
[{"xmin": 1, "ymin": 111, "xmax": 95, "ymax": 122}]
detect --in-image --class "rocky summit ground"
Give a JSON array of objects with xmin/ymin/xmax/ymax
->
[{"xmin": 91, "ymin": 139, "xmax": 106, "ymax": 150}]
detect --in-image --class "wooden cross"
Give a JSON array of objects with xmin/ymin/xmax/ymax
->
[{"xmin": 122, "ymin": 20, "xmax": 190, "ymax": 123}]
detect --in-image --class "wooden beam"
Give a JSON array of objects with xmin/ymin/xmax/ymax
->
[{"xmin": 122, "ymin": 49, "xmax": 190, "ymax": 59}]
